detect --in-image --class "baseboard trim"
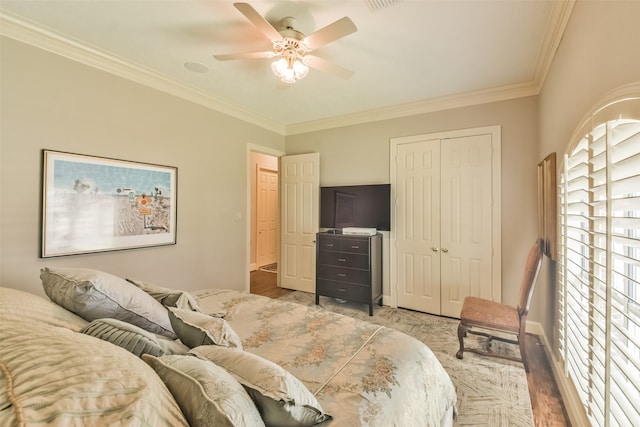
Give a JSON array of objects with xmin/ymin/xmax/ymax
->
[{"xmin": 526, "ymin": 321, "xmax": 590, "ymax": 426}]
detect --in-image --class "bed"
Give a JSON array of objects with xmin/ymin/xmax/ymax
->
[{"xmin": 0, "ymin": 267, "xmax": 457, "ymax": 427}]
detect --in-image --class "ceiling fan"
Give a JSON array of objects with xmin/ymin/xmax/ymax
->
[{"xmin": 214, "ymin": 3, "xmax": 357, "ymax": 83}]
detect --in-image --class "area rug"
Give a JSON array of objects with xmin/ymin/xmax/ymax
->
[
  {"xmin": 258, "ymin": 263, "xmax": 277, "ymax": 273},
  {"xmin": 278, "ymin": 291, "xmax": 534, "ymax": 427}
]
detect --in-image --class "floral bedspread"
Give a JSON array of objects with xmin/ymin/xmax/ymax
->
[{"xmin": 194, "ymin": 289, "xmax": 457, "ymax": 427}]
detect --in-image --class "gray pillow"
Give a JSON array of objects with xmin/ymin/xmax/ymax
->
[
  {"xmin": 81, "ymin": 318, "xmax": 165, "ymax": 357},
  {"xmin": 126, "ymin": 278, "xmax": 203, "ymax": 312},
  {"xmin": 142, "ymin": 354, "xmax": 265, "ymax": 427},
  {"xmin": 189, "ymin": 346, "xmax": 332, "ymax": 427},
  {"xmin": 168, "ymin": 307, "xmax": 243, "ymax": 349},
  {"xmin": 41, "ymin": 267, "xmax": 176, "ymax": 338}
]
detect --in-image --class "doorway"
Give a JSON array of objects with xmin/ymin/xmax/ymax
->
[{"xmin": 248, "ymin": 145, "xmax": 283, "ymax": 296}]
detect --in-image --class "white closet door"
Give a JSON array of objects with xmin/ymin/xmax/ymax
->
[
  {"xmin": 439, "ymin": 134, "xmax": 493, "ymax": 317},
  {"xmin": 391, "ymin": 127, "xmax": 499, "ymax": 317},
  {"xmin": 395, "ymin": 137, "xmax": 442, "ymax": 313},
  {"xmin": 280, "ymin": 153, "xmax": 319, "ymax": 292}
]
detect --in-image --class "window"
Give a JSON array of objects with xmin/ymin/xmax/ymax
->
[{"xmin": 558, "ymin": 96, "xmax": 640, "ymax": 426}]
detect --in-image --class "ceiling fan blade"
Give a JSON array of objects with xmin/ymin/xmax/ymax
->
[
  {"xmin": 303, "ymin": 17, "xmax": 357, "ymax": 51},
  {"xmin": 233, "ymin": 3, "xmax": 282, "ymax": 42},
  {"xmin": 305, "ymin": 55, "xmax": 353, "ymax": 79},
  {"xmin": 214, "ymin": 51, "xmax": 274, "ymax": 61}
]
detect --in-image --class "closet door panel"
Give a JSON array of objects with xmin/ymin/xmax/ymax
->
[
  {"xmin": 440, "ymin": 134, "xmax": 493, "ymax": 317},
  {"xmin": 395, "ymin": 138, "xmax": 441, "ymax": 313}
]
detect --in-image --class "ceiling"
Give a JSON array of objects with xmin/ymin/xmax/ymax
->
[{"xmin": 0, "ymin": 1, "xmax": 573, "ymax": 135}]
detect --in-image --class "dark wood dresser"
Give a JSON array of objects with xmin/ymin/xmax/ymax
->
[{"xmin": 315, "ymin": 232, "xmax": 382, "ymax": 316}]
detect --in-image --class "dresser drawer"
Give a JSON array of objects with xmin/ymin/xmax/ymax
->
[
  {"xmin": 318, "ymin": 251, "xmax": 370, "ymax": 269},
  {"xmin": 316, "ymin": 265, "xmax": 371, "ymax": 284},
  {"xmin": 316, "ymin": 280, "xmax": 371, "ymax": 302},
  {"xmin": 317, "ymin": 236, "xmax": 369, "ymax": 254}
]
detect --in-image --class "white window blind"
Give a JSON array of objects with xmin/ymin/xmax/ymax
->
[{"xmin": 559, "ymin": 97, "xmax": 640, "ymax": 427}]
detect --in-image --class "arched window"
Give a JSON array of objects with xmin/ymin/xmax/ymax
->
[{"xmin": 558, "ymin": 94, "xmax": 640, "ymax": 426}]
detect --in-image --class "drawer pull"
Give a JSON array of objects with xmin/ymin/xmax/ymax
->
[
  {"xmin": 337, "ymin": 258, "xmax": 346, "ymax": 262},
  {"xmin": 351, "ymin": 245, "xmax": 360, "ymax": 249},
  {"xmin": 338, "ymin": 288, "xmax": 346, "ymax": 292},
  {"xmin": 326, "ymin": 243, "xmax": 334, "ymax": 247},
  {"xmin": 337, "ymin": 273, "xmax": 346, "ymax": 277}
]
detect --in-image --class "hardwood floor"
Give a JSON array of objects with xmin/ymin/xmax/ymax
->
[{"xmin": 250, "ymin": 269, "xmax": 571, "ymax": 427}]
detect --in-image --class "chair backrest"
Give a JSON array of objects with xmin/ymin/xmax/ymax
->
[{"xmin": 516, "ymin": 238, "xmax": 544, "ymax": 317}]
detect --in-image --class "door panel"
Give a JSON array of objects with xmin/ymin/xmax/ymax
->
[
  {"xmin": 440, "ymin": 134, "xmax": 493, "ymax": 317},
  {"xmin": 256, "ymin": 167, "xmax": 278, "ymax": 267},
  {"xmin": 280, "ymin": 153, "xmax": 319, "ymax": 292},
  {"xmin": 395, "ymin": 138, "xmax": 441, "ymax": 313}
]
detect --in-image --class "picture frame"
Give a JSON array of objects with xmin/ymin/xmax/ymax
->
[
  {"xmin": 537, "ymin": 152, "xmax": 557, "ymax": 260},
  {"xmin": 41, "ymin": 150, "xmax": 177, "ymax": 257}
]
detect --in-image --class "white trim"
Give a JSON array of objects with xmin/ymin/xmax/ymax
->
[
  {"xmin": 288, "ymin": 83, "xmax": 537, "ymax": 135},
  {"xmin": 532, "ymin": 0, "xmax": 576, "ymax": 93},
  {"xmin": 526, "ymin": 321, "xmax": 590, "ymax": 427},
  {"xmin": 245, "ymin": 143, "xmax": 285, "ymax": 292},
  {"xmin": 389, "ymin": 125, "xmax": 501, "ymax": 309},
  {"xmin": 0, "ymin": 3, "xmax": 575, "ymax": 136}
]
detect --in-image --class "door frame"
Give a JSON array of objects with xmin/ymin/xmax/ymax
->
[
  {"xmin": 389, "ymin": 125, "xmax": 502, "ymax": 308},
  {"xmin": 246, "ymin": 143, "xmax": 285, "ymax": 292}
]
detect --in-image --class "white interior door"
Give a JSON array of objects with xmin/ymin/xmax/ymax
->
[
  {"xmin": 395, "ymin": 137, "xmax": 442, "ymax": 313},
  {"xmin": 280, "ymin": 153, "xmax": 319, "ymax": 292},
  {"xmin": 392, "ymin": 127, "xmax": 500, "ymax": 317},
  {"xmin": 439, "ymin": 134, "xmax": 493, "ymax": 317},
  {"xmin": 256, "ymin": 167, "xmax": 278, "ymax": 267}
]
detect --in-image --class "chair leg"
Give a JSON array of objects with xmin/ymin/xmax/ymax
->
[
  {"xmin": 518, "ymin": 333, "xmax": 529, "ymax": 373},
  {"xmin": 456, "ymin": 323, "xmax": 466, "ymax": 359}
]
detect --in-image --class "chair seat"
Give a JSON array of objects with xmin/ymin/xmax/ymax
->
[{"xmin": 459, "ymin": 296, "xmax": 520, "ymax": 333}]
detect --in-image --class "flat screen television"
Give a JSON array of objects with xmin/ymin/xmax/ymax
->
[{"xmin": 320, "ymin": 184, "xmax": 391, "ymax": 231}]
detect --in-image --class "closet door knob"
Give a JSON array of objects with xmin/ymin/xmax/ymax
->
[
  {"xmin": 431, "ymin": 247, "xmax": 439, "ymax": 252},
  {"xmin": 442, "ymin": 248, "xmax": 449, "ymax": 253}
]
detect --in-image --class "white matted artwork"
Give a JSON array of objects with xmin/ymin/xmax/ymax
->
[{"xmin": 41, "ymin": 150, "xmax": 177, "ymax": 257}]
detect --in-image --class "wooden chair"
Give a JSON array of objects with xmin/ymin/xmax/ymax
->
[{"xmin": 456, "ymin": 238, "xmax": 544, "ymax": 372}]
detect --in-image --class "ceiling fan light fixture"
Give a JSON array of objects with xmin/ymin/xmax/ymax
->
[{"xmin": 271, "ymin": 55, "xmax": 308, "ymax": 83}]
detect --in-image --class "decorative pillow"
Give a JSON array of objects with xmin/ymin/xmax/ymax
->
[
  {"xmin": 142, "ymin": 354, "xmax": 265, "ymax": 427},
  {"xmin": 0, "ymin": 286, "xmax": 88, "ymax": 331},
  {"xmin": 126, "ymin": 278, "xmax": 203, "ymax": 312},
  {"xmin": 40, "ymin": 267, "xmax": 176, "ymax": 338},
  {"xmin": 189, "ymin": 346, "xmax": 332, "ymax": 427},
  {"xmin": 168, "ymin": 307, "xmax": 243, "ymax": 349},
  {"xmin": 80, "ymin": 318, "xmax": 166, "ymax": 357},
  {"xmin": 0, "ymin": 318, "xmax": 188, "ymax": 426}
]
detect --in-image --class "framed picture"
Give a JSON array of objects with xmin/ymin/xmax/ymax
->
[
  {"xmin": 41, "ymin": 150, "xmax": 177, "ymax": 257},
  {"xmin": 537, "ymin": 152, "xmax": 557, "ymax": 260}
]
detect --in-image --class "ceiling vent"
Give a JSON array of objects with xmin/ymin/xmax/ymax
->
[{"xmin": 363, "ymin": 0, "xmax": 402, "ymax": 12}]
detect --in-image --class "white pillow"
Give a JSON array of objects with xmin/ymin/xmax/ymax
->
[
  {"xmin": 41, "ymin": 267, "xmax": 176, "ymax": 338},
  {"xmin": 142, "ymin": 354, "xmax": 265, "ymax": 427},
  {"xmin": 189, "ymin": 346, "xmax": 332, "ymax": 427}
]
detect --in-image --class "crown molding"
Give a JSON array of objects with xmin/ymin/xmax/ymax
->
[
  {"xmin": 532, "ymin": 0, "xmax": 576, "ymax": 92},
  {"xmin": 0, "ymin": 11, "xmax": 285, "ymax": 135},
  {"xmin": 286, "ymin": 0, "xmax": 575, "ymax": 136},
  {"xmin": 1, "ymin": 1, "xmax": 574, "ymax": 137},
  {"xmin": 285, "ymin": 81, "xmax": 539, "ymax": 135}
]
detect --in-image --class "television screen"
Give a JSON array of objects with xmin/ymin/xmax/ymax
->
[{"xmin": 320, "ymin": 184, "xmax": 391, "ymax": 231}]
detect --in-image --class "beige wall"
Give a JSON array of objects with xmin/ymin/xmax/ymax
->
[
  {"xmin": 0, "ymin": 37, "xmax": 285, "ymax": 296},
  {"xmin": 286, "ymin": 96, "xmax": 540, "ymax": 313},
  {"xmin": 538, "ymin": 0, "xmax": 640, "ymax": 343}
]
